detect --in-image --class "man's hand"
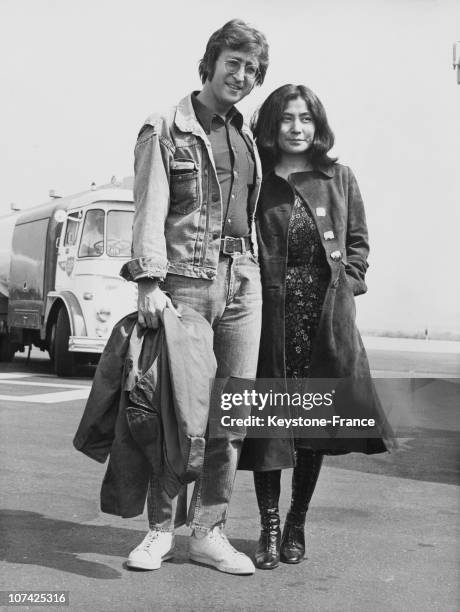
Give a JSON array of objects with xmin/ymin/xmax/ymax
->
[{"xmin": 137, "ymin": 279, "xmax": 180, "ymax": 328}]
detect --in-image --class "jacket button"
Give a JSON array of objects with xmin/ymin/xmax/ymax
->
[{"xmin": 330, "ymin": 250, "xmax": 342, "ymax": 261}]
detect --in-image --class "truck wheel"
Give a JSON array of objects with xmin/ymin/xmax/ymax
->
[
  {"xmin": 48, "ymin": 320, "xmax": 56, "ymax": 363},
  {"xmin": 0, "ymin": 335, "xmax": 15, "ymax": 362},
  {"xmin": 54, "ymin": 308, "xmax": 76, "ymax": 377}
]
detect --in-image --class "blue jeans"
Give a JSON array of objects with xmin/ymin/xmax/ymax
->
[{"xmin": 147, "ymin": 252, "xmax": 262, "ymax": 532}]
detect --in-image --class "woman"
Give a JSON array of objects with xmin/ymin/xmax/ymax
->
[{"xmin": 238, "ymin": 84, "xmax": 393, "ymax": 570}]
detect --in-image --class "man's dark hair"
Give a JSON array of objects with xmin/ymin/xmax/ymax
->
[
  {"xmin": 199, "ymin": 19, "xmax": 269, "ymax": 86},
  {"xmin": 251, "ymin": 84, "xmax": 337, "ymax": 172}
]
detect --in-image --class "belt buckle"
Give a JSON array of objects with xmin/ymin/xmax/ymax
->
[
  {"xmin": 233, "ymin": 237, "xmax": 244, "ymax": 256},
  {"xmin": 222, "ymin": 236, "xmax": 232, "ymax": 256},
  {"xmin": 222, "ymin": 236, "xmax": 244, "ymax": 256}
]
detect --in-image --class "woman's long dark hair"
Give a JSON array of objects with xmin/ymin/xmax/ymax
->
[{"xmin": 252, "ymin": 84, "xmax": 337, "ymax": 173}]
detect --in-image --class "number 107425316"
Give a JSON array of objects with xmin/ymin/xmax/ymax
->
[{"xmin": 1, "ymin": 591, "xmax": 69, "ymax": 606}]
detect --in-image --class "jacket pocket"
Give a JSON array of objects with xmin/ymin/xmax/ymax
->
[
  {"xmin": 170, "ymin": 160, "xmax": 199, "ymax": 215},
  {"xmin": 340, "ymin": 261, "xmax": 366, "ymax": 296},
  {"xmin": 126, "ymin": 405, "xmax": 162, "ymax": 472}
]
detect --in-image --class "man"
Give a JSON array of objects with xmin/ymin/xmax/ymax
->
[{"xmin": 121, "ymin": 19, "xmax": 269, "ymax": 575}]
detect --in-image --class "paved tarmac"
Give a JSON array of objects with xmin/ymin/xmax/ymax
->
[{"xmin": 0, "ymin": 343, "xmax": 458, "ymax": 611}]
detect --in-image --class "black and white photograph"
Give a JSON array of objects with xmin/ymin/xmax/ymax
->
[{"xmin": 0, "ymin": 1, "xmax": 459, "ymax": 611}]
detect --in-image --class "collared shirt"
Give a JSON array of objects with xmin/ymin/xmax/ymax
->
[{"xmin": 191, "ymin": 92, "xmax": 255, "ymax": 237}]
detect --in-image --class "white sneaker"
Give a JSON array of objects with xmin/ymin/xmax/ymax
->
[
  {"xmin": 189, "ymin": 526, "xmax": 255, "ymax": 575},
  {"xmin": 127, "ymin": 530, "xmax": 175, "ymax": 570}
]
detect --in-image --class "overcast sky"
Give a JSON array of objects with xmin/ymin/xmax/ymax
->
[{"xmin": 1, "ymin": 0, "xmax": 459, "ymax": 334}]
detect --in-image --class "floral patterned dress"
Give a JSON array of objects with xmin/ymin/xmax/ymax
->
[{"xmin": 284, "ymin": 194, "xmax": 330, "ymax": 379}]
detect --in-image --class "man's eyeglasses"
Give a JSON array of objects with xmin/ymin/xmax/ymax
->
[{"xmin": 223, "ymin": 59, "xmax": 260, "ymax": 81}]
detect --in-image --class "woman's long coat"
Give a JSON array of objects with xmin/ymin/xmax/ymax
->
[{"xmin": 239, "ymin": 164, "xmax": 394, "ymax": 471}]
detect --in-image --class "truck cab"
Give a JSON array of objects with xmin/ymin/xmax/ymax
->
[{"xmin": 1, "ymin": 179, "xmax": 137, "ymax": 376}]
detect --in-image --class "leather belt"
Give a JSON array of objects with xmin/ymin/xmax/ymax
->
[{"xmin": 220, "ymin": 235, "xmax": 251, "ymax": 255}]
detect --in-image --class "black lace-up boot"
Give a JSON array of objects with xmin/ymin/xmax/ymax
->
[
  {"xmin": 280, "ymin": 450, "xmax": 323, "ymax": 564},
  {"xmin": 253, "ymin": 470, "xmax": 281, "ymax": 570}
]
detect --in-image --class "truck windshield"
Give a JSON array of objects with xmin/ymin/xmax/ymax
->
[
  {"xmin": 79, "ymin": 209, "xmax": 104, "ymax": 258},
  {"xmin": 106, "ymin": 210, "xmax": 133, "ymax": 257},
  {"xmin": 78, "ymin": 208, "xmax": 133, "ymax": 258}
]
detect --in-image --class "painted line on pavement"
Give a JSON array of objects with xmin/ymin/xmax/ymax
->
[
  {"xmin": 0, "ymin": 373, "xmax": 37, "ymax": 379},
  {"xmin": 0, "ymin": 374, "xmax": 91, "ymax": 403},
  {"xmin": 0, "ymin": 388, "xmax": 90, "ymax": 403},
  {"xmin": 0, "ymin": 380, "xmax": 89, "ymax": 389}
]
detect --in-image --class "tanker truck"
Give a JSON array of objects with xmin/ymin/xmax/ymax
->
[{"xmin": 0, "ymin": 177, "xmax": 137, "ymax": 376}]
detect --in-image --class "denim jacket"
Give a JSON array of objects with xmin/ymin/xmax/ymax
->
[{"xmin": 120, "ymin": 94, "xmax": 262, "ymax": 282}]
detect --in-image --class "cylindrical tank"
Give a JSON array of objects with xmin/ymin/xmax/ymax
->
[{"xmin": 0, "ymin": 213, "xmax": 18, "ymax": 298}]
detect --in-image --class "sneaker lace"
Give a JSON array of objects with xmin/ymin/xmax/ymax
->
[
  {"xmin": 212, "ymin": 528, "xmax": 243, "ymax": 557},
  {"xmin": 140, "ymin": 530, "xmax": 160, "ymax": 550}
]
